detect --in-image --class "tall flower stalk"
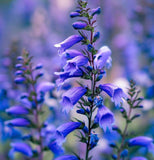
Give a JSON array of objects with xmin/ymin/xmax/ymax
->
[
  {"xmin": 5, "ymin": 50, "xmax": 56, "ymax": 160},
  {"xmin": 110, "ymin": 80, "xmax": 154, "ymax": 160},
  {"xmin": 54, "ymin": 1, "xmax": 126, "ymax": 160}
]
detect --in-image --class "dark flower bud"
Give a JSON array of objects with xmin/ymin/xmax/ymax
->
[
  {"xmin": 35, "ymin": 63, "xmax": 43, "ymax": 70},
  {"xmin": 120, "ymin": 149, "xmax": 128, "ymax": 157},
  {"xmin": 87, "ymin": 66, "xmax": 93, "ymax": 71},
  {"xmin": 70, "ymin": 12, "xmax": 80, "ymax": 18},
  {"xmin": 82, "ymin": 126, "xmax": 89, "ymax": 133},
  {"xmin": 76, "ymin": 108, "xmax": 85, "ymax": 114},
  {"xmin": 109, "ymin": 142, "xmax": 116, "ymax": 148},
  {"xmin": 14, "ymin": 77, "xmax": 25, "ymax": 84},
  {"xmin": 17, "ymin": 56, "xmax": 23, "ymax": 61},
  {"xmin": 15, "ymin": 64, "xmax": 23, "ymax": 69},
  {"xmin": 15, "ymin": 70, "xmax": 23, "ymax": 76},
  {"xmin": 72, "ymin": 22, "xmax": 87, "ymax": 29},
  {"xmin": 87, "ymin": 44, "xmax": 93, "ymax": 52},
  {"xmin": 75, "ymin": 9, "xmax": 81, "ymax": 13},
  {"xmin": 88, "ymin": 96, "xmax": 93, "ymax": 103},
  {"xmin": 112, "ymin": 154, "xmax": 117, "ymax": 159},
  {"xmin": 91, "ymin": 7, "xmax": 101, "ymax": 16},
  {"xmin": 96, "ymin": 74, "xmax": 103, "ymax": 81},
  {"xmin": 93, "ymin": 32, "xmax": 100, "ymax": 42}
]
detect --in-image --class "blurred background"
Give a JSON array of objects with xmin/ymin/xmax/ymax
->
[{"xmin": 0, "ymin": 0, "xmax": 154, "ymax": 159}]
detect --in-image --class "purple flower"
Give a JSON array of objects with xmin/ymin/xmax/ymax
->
[
  {"xmin": 61, "ymin": 49, "xmax": 82, "ymax": 60},
  {"xmin": 61, "ymin": 87, "xmax": 87, "ymax": 113},
  {"xmin": 14, "ymin": 77, "xmax": 25, "ymax": 84},
  {"xmin": 72, "ymin": 22, "xmax": 87, "ymax": 29},
  {"xmin": 94, "ymin": 46, "xmax": 112, "ymax": 69},
  {"xmin": 15, "ymin": 70, "xmax": 23, "ymax": 76},
  {"xmin": 35, "ymin": 63, "xmax": 43, "ymax": 69},
  {"xmin": 55, "ymin": 155, "xmax": 79, "ymax": 160},
  {"xmin": 131, "ymin": 157, "xmax": 147, "ymax": 160},
  {"xmin": 91, "ymin": 7, "xmax": 101, "ymax": 16},
  {"xmin": 99, "ymin": 83, "xmax": 127, "ymax": 106},
  {"xmin": 128, "ymin": 136, "xmax": 154, "ymax": 149},
  {"xmin": 63, "ymin": 55, "xmax": 88, "ymax": 75},
  {"xmin": 37, "ymin": 82, "xmax": 54, "ymax": 93},
  {"xmin": 54, "ymin": 35, "xmax": 83, "ymax": 54},
  {"xmin": 5, "ymin": 118, "xmax": 30, "ymax": 127},
  {"xmin": 48, "ymin": 141, "xmax": 64, "ymax": 156},
  {"xmin": 6, "ymin": 106, "xmax": 29, "ymax": 115},
  {"xmin": 9, "ymin": 142, "xmax": 33, "ymax": 158},
  {"xmin": 96, "ymin": 105, "xmax": 115, "ymax": 132},
  {"xmin": 70, "ymin": 12, "xmax": 80, "ymax": 18},
  {"xmin": 55, "ymin": 69, "xmax": 83, "ymax": 88},
  {"xmin": 56, "ymin": 122, "xmax": 82, "ymax": 138},
  {"xmin": 90, "ymin": 133, "xmax": 99, "ymax": 149}
]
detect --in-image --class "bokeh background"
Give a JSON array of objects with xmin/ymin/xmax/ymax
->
[{"xmin": 0, "ymin": 0, "xmax": 154, "ymax": 159}]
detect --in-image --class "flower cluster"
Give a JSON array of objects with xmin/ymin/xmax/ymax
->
[
  {"xmin": 5, "ymin": 50, "xmax": 58, "ymax": 160},
  {"xmin": 54, "ymin": 1, "xmax": 126, "ymax": 159},
  {"xmin": 110, "ymin": 80, "xmax": 154, "ymax": 160}
]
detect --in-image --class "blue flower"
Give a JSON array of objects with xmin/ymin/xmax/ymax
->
[
  {"xmin": 6, "ymin": 105, "xmax": 29, "ymax": 115},
  {"xmin": 35, "ymin": 63, "xmax": 43, "ymax": 69},
  {"xmin": 94, "ymin": 46, "xmax": 112, "ymax": 69},
  {"xmin": 70, "ymin": 12, "xmax": 80, "ymax": 18},
  {"xmin": 15, "ymin": 70, "xmax": 23, "ymax": 76},
  {"xmin": 90, "ymin": 133, "xmax": 99, "ymax": 149},
  {"xmin": 61, "ymin": 87, "xmax": 87, "ymax": 113},
  {"xmin": 54, "ymin": 35, "xmax": 83, "ymax": 54},
  {"xmin": 63, "ymin": 55, "xmax": 88, "ymax": 75},
  {"xmin": 14, "ymin": 77, "xmax": 25, "ymax": 84},
  {"xmin": 93, "ymin": 32, "xmax": 100, "ymax": 41},
  {"xmin": 61, "ymin": 49, "xmax": 82, "ymax": 60},
  {"xmin": 56, "ymin": 122, "xmax": 82, "ymax": 138},
  {"xmin": 99, "ymin": 83, "xmax": 127, "ymax": 106},
  {"xmin": 120, "ymin": 149, "xmax": 128, "ymax": 158},
  {"xmin": 55, "ymin": 155, "xmax": 79, "ymax": 160},
  {"xmin": 48, "ymin": 141, "xmax": 64, "ymax": 156},
  {"xmin": 9, "ymin": 142, "xmax": 33, "ymax": 158},
  {"xmin": 96, "ymin": 105, "xmax": 115, "ymax": 132},
  {"xmin": 55, "ymin": 69, "xmax": 83, "ymax": 88},
  {"xmin": 5, "ymin": 118, "xmax": 30, "ymax": 127},
  {"xmin": 91, "ymin": 7, "xmax": 101, "ymax": 16},
  {"xmin": 128, "ymin": 136, "xmax": 154, "ymax": 151},
  {"xmin": 37, "ymin": 82, "xmax": 54, "ymax": 94},
  {"xmin": 72, "ymin": 22, "xmax": 87, "ymax": 29},
  {"xmin": 131, "ymin": 157, "xmax": 147, "ymax": 160}
]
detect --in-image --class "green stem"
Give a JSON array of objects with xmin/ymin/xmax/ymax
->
[
  {"xmin": 85, "ymin": 18, "xmax": 95, "ymax": 160},
  {"xmin": 117, "ymin": 103, "xmax": 132, "ymax": 160}
]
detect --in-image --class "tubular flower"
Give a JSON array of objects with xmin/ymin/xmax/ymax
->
[
  {"xmin": 91, "ymin": 7, "xmax": 101, "ymax": 16},
  {"xmin": 70, "ymin": 12, "xmax": 80, "ymax": 18},
  {"xmin": 36, "ymin": 82, "xmax": 54, "ymax": 94},
  {"xmin": 99, "ymin": 83, "xmax": 127, "ymax": 106},
  {"xmin": 61, "ymin": 87, "xmax": 87, "ymax": 113},
  {"xmin": 61, "ymin": 49, "xmax": 82, "ymax": 60},
  {"xmin": 56, "ymin": 122, "xmax": 82, "ymax": 138},
  {"xmin": 55, "ymin": 155, "xmax": 79, "ymax": 160},
  {"xmin": 48, "ymin": 141, "xmax": 64, "ymax": 156},
  {"xmin": 72, "ymin": 22, "xmax": 87, "ymax": 29},
  {"xmin": 94, "ymin": 46, "xmax": 112, "ymax": 69},
  {"xmin": 96, "ymin": 105, "xmax": 115, "ymax": 132},
  {"xmin": 55, "ymin": 69, "xmax": 83, "ymax": 88},
  {"xmin": 54, "ymin": 35, "xmax": 83, "ymax": 54},
  {"xmin": 63, "ymin": 55, "xmax": 88, "ymax": 75},
  {"xmin": 5, "ymin": 118, "xmax": 30, "ymax": 127},
  {"xmin": 9, "ymin": 142, "xmax": 33, "ymax": 158},
  {"xmin": 128, "ymin": 136, "xmax": 154, "ymax": 151},
  {"xmin": 6, "ymin": 106, "xmax": 29, "ymax": 115}
]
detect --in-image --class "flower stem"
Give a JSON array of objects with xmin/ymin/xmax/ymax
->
[{"xmin": 85, "ymin": 21, "xmax": 95, "ymax": 160}]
